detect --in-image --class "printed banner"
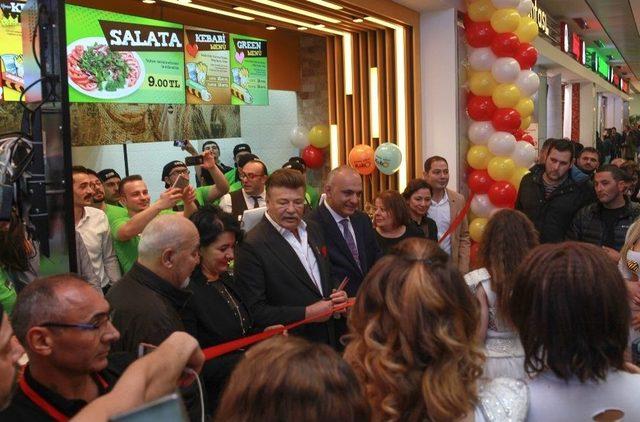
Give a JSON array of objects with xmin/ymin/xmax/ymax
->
[
  {"xmin": 65, "ymin": 4, "xmax": 185, "ymax": 104},
  {"xmin": 229, "ymin": 34, "xmax": 268, "ymax": 106},
  {"xmin": 0, "ymin": 1, "xmax": 26, "ymax": 101},
  {"xmin": 184, "ymin": 27, "xmax": 231, "ymax": 105}
]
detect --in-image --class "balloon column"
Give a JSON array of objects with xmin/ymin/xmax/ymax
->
[
  {"xmin": 465, "ymin": 0, "xmax": 539, "ymax": 257},
  {"xmin": 290, "ymin": 124, "xmax": 330, "ymax": 169}
]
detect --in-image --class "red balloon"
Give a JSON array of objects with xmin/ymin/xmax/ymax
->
[
  {"xmin": 513, "ymin": 129, "xmax": 525, "ymax": 140},
  {"xmin": 470, "ymin": 242, "xmax": 481, "ymax": 270},
  {"xmin": 515, "ymin": 43, "xmax": 538, "ymax": 69},
  {"xmin": 522, "ymin": 134, "xmax": 535, "ymax": 145},
  {"xmin": 465, "ymin": 21, "xmax": 497, "ymax": 48},
  {"xmin": 463, "ymin": 13, "xmax": 473, "ymax": 29},
  {"xmin": 301, "ymin": 146, "xmax": 324, "ymax": 169},
  {"xmin": 492, "ymin": 108, "xmax": 522, "ymax": 132},
  {"xmin": 467, "ymin": 95, "xmax": 497, "ymax": 121},
  {"xmin": 491, "ymin": 33, "xmax": 520, "ymax": 58},
  {"xmin": 488, "ymin": 181, "xmax": 517, "ymax": 208},
  {"xmin": 468, "ymin": 169, "xmax": 495, "ymax": 194}
]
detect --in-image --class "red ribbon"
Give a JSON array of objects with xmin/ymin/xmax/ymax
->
[
  {"xmin": 203, "ymin": 298, "xmax": 355, "ymax": 361},
  {"xmin": 438, "ymin": 192, "xmax": 474, "ymax": 244}
]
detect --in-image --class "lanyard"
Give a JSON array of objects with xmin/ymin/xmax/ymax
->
[{"xmin": 19, "ymin": 372, "xmax": 108, "ymax": 422}]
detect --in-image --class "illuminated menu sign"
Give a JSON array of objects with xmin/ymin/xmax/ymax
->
[{"xmin": 597, "ymin": 55, "xmax": 609, "ymax": 79}]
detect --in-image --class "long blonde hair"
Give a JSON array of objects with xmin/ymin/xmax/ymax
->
[
  {"xmin": 343, "ymin": 238, "xmax": 484, "ymax": 422},
  {"xmin": 620, "ymin": 221, "xmax": 640, "ymax": 266}
]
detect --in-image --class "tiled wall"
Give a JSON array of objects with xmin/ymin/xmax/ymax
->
[{"xmin": 72, "ymin": 90, "xmax": 299, "ymax": 201}]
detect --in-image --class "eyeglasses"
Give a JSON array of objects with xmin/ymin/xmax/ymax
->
[
  {"xmin": 239, "ymin": 172, "xmax": 264, "ymax": 180},
  {"xmin": 40, "ymin": 313, "xmax": 112, "ymax": 332},
  {"xmin": 170, "ymin": 169, "xmax": 190, "ymax": 177}
]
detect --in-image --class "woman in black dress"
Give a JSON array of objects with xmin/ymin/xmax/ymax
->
[
  {"xmin": 402, "ymin": 179, "xmax": 438, "ymax": 241},
  {"xmin": 373, "ymin": 190, "xmax": 424, "ymax": 254}
]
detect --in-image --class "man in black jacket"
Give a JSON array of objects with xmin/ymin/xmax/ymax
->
[
  {"xmin": 307, "ymin": 166, "xmax": 381, "ymax": 297},
  {"xmin": 568, "ymin": 165, "xmax": 640, "ymax": 261},
  {"xmin": 235, "ymin": 169, "xmax": 347, "ymax": 347},
  {"xmin": 516, "ymin": 139, "xmax": 596, "ymax": 243}
]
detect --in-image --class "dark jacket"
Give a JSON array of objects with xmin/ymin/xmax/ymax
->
[
  {"xmin": 235, "ymin": 216, "xmax": 336, "ymax": 346},
  {"xmin": 515, "ymin": 164, "xmax": 596, "ymax": 243},
  {"xmin": 307, "ymin": 204, "xmax": 382, "ymax": 297},
  {"xmin": 567, "ymin": 201, "xmax": 640, "ymax": 251},
  {"xmin": 106, "ymin": 262, "xmax": 192, "ymax": 353}
]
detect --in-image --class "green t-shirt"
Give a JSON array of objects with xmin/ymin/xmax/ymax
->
[
  {"xmin": 224, "ymin": 168, "xmax": 237, "ymax": 184},
  {"xmin": 0, "ymin": 268, "xmax": 17, "ymax": 315},
  {"xmin": 111, "ymin": 209, "xmax": 174, "ymax": 274},
  {"xmin": 105, "ymin": 203, "xmax": 128, "ymax": 224},
  {"xmin": 305, "ymin": 185, "xmax": 320, "ymax": 209}
]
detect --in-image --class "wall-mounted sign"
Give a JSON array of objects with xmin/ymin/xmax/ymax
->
[
  {"xmin": 184, "ymin": 27, "xmax": 231, "ymax": 105},
  {"xmin": 530, "ymin": 0, "xmax": 549, "ymax": 37},
  {"xmin": 65, "ymin": 4, "xmax": 186, "ymax": 104},
  {"xmin": 229, "ymin": 34, "xmax": 268, "ymax": 106},
  {"xmin": 0, "ymin": 0, "xmax": 25, "ymax": 101},
  {"xmin": 597, "ymin": 55, "xmax": 609, "ymax": 79}
]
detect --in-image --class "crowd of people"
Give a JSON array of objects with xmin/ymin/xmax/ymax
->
[{"xmin": 1, "ymin": 136, "xmax": 640, "ymax": 421}]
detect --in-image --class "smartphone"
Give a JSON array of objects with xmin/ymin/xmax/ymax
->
[
  {"xmin": 172, "ymin": 175, "xmax": 190, "ymax": 190},
  {"xmin": 185, "ymin": 155, "xmax": 204, "ymax": 166},
  {"xmin": 173, "ymin": 140, "xmax": 186, "ymax": 148},
  {"xmin": 109, "ymin": 393, "xmax": 189, "ymax": 422}
]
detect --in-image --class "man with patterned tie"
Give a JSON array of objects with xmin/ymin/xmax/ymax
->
[
  {"xmin": 219, "ymin": 159, "xmax": 268, "ymax": 221},
  {"xmin": 308, "ymin": 166, "xmax": 382, "ymax": 297}
]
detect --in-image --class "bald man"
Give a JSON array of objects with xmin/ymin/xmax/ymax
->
[
  {"xmin": 106, "ymin": 214, "xmax": 200, "ymax": 354},
  {"xmin": 307, "ymin": 166, "xmax": 381, "ymax": 297},
  {"xmin": 0, "ymin": 275, "xmax": 124, "ymax": 421}
]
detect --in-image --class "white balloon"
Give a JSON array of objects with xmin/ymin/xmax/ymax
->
[
  {"xmin": 491, "ymin": 57, "xmax": 521, "ymax": 83},
  {"xmin": 488, "ymin": 131, "xmax": 517, "ymax": 155},
  {"xmin": 469, "ymin": 47, "xmax": 497, "ymax": 72},
  {"xmin": 289, "ymin": 126, "xmax": 309, "ymax": 148},
  {"xmin": 471, "ymin": 194, "xmax": 497, "ymax": 218},
  {"xmin": 468, "ymin": 121, "xmax": 496, "ymax": 145},
  {"xmin": 517, "ymin": 0, "xmax": 534, "ymax": 16},
  {"xmin": 492, "ymin": 0, "xmax": 520, "ymax": 8},
  {"xmin": 511, "ymin": 140, "xmax": 537, "ymax": 168},
  {"xmin": 515, "ymin": 70, "xmax": 540, "ymax": 96}
]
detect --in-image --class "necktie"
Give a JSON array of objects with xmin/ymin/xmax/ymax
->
[
  {"xmin": 251, "ymin": 196, "xmax": 261, "ymax": 209},
  {"xmin": 340, "ymin": 219, "xmax": 361, "ymax": 270}
]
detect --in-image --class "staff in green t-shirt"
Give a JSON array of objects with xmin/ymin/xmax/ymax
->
[
  {"xmin": 224, "ymin": 143, "xmax": 254, "ymax": 192},
  {"xmin": 86, "ymin": 169, "xmax": 128, "ymax": 225},
  {"xmin": 111, "ymin": 175, "xmax": 198, "ymax": 274},
  {"xmin": 282, "ymin": 157, "xmax": 320, "ymax": 209}
]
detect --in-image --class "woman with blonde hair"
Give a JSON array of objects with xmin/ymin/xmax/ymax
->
[
  {"xmin": 344, "ymin": 237, "xmax": 527, "ymax": 422},
  {"xmin": 465, "ymin": 209, "xmax": 539, "ymax": 379},
  {"xmin": 618, "ymin": 221, "xmax": 640, "ymax": 357}
]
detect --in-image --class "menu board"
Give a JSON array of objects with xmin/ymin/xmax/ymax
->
[
  {"xmin": 184, "ymin": 27, "xmax": 230, "ymax": 105},
  {"xmin": 0, "ymin": 1, "xmax": 25, "ymax": 101},
  {"xmin": 65, "ymin": 4, "xmax": 185, "ymax": 104},
  {"xmin": 229, "ymin": 34, "xmax": 268, "ymax": 105}
]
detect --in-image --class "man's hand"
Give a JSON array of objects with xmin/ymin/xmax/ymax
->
[
  {"xmin": 330, "ymin": 289, "xmax": 348, "ymax": 316},
  {"xmin": 182, "ymin": 139, "xmax": 198, "ymax": 156},
  {"xmin": 182, "ymin": 185, "xmax": 196, "ymax": 205},
  {"xmin": 178, "ymin": 344, "xmax": 205, "ymax": 387},
  {"xmin": 305, "ymin": 300, "xmax": 333, "ymax": 322},
  {"xmin": 602, "ymin": 246, "xmax": 621, "ymax": 262},
  {"xmin": 201, "ymin": 150, "xmax": 216, "ymax": 170},
  {"xmin": 264, "ymin": 324, "xmax": 287, "ymax": 336},
  {"xmin": 155, "ymin": 188, "xmax": 183, "ymax": 210}
]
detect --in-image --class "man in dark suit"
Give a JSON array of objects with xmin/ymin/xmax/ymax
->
[
  {"xmin": 308, "ymin": 166, "xmax": 381, "ymax": 297},
  {"xmin": 235, "ymin": 169, "xmax": 347, "ymax": 347}
]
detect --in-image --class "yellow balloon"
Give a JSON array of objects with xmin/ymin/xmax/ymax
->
[
  {"xmin": 490, "ymin": 9, "xmax": 520, "ymax": 33},
  {"xmin": 520, "ymin": 116, "xmax": 532, "ymax": 130},
  {"xmin": 487, "ymin": 156, "xmax": 516, "ymax": 181},
  {"xmin": 510, "ymin": 166, "xmax": 530, "ymax": 189},
  {"xmin": 492, "ymin": 84, "xmax": 521, "ymax": 108},
  {"xmin": 515, "ymin": 16, "xmax": 539, "ymax": 43},
  {"xmin": 470, "ymin": 217, "xmax": 488, "ymax": 243},
  {"xmin": 308, "ymin": 125, "xmax": 330, "ymax": 148},
  {"xmin": 469, "ymin": 71, "xmax": 498, "ymax": 96},
  {"xmin": 468, "ymin": 0, "xmax": 496, "ymax": 22},
  {"xmin": 467, "ymin": 145, "xmax": 493, "ymax": 170},
  {"xmin": 515, "ymin": 97, "xmax": 534, "ymax": 118}
]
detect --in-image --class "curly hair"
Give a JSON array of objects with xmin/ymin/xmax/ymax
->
[
  {"xmin": 478, "ymin": 209, "xmax": 539, "ymax": 322},
  {"xmin": 344, "ymin": 237, "xmax": 484, "ymax": 422}
]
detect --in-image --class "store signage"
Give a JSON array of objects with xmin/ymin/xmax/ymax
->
[
  {"xmin": 530, "ymin": 0, "xmax": 550, "ymax": 37},
  {"xmin": 65, "ymin": 4, "xmax": 186, "ymax": 104},
  {"xmin": 597, "ymin": 55, "xmax": 609, "ymax": 79},
  {"xmin": 0, "ymin": 0, "xmax": 25, "ymax": 101},
  {"xmin": 229, "ymin": 34, "xmax": 268, "ymax": 105},
  {"xmin": 184, "ymin": 27, "xmax": 231, "ymax": 105}
]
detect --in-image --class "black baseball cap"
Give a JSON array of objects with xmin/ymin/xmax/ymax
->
[
  {"xmin": 97, "ymin": 169, "xmax": 121, "ymax": 182},
  {"xmin": 282, "ymin": 160, "xmax": 306, "ymax": 173},
  {"xmin": 233, "ymin": 143, "xmax": 251, "ymax": 158},
  {"xmin": 162, "ymin": 160, "xmax": 187, "ymax": 181}
]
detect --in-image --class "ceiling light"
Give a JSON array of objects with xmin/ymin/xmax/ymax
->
[
  {"xmin": 252, "ymin": 0, "xmax": 340, "ymax": 23},
  {"xmin": 142, "ymin": 0, "xmax": 156, "ymax": 3},
  {"xmin": 160, "ymin": 0, "xmax": 254, "ymax": 20},
  {"xmin": 307, "ymin": 0, "xmax": 343, "ymax": 10},
  {"xmin": 352, "ymin": 17, "xmax": 363, "ymax": 23},
  {"xmin": 315, "ymin": 24, "xmax": 325, "ymax": 28},
  {"xmin": 266, "ymin": 25, "xmax": 276, "ymax": 30},
  {"xmin": 298, "ymin": 26, "xmax": 308, "ymax": 30}
]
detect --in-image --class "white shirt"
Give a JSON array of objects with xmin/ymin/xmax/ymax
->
[
  {"xmin": 265, "ymin": 212, "xmax": 323, "ymax": 295},
  {"xmin": 75, "ymin": 207, "xmax": 121, "ymax": 289},
  {"xmin": 219, "ymin": 189, "xmax": 266, "ymax": 214},
  {"xmin": 324, "ymin": 201, "xmax": 357, "ymax": 246},
  {"xmin": 428, "ymin": 190, "xmax": 451, "ymax": 255}
]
